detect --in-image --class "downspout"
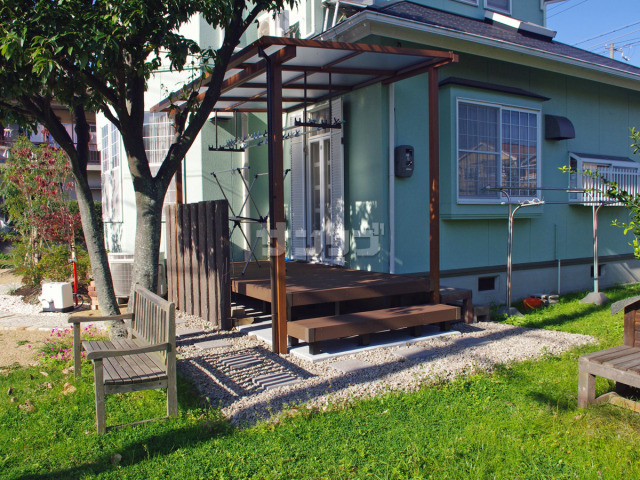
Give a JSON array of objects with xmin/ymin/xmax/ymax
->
[{"xmin": 388, "ymin": 83, "xmax": 395, "ymax": 274}]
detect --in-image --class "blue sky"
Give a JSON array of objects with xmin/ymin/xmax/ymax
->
[{"xmin": 546, "ymin": 0, "xmax": 640, "ymax": 67}]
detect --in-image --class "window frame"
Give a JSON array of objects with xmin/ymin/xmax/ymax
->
[
  {"xmin": 456, "ymin": 97, "xmax": 541, "ymax": 205},
  {"xmin": 485, "ymin": 0, "xmax": 511, "ymax": 16},
  {"xmin": 454, "ymin": 0, "xmax": 479, "ymax": 5}
]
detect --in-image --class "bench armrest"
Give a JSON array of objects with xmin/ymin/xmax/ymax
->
[
  {"xmin": 68, "ymin": 313, "xmax": 133, "ymax": 324},
  {"xmin": 86, "ymin": 342, "xmax": 171, "ymax": 360}
]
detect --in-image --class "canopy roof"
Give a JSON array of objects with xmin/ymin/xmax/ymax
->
[{"xmin": 152, "ymin": 36, "xmax": 457, "ymax": 114}]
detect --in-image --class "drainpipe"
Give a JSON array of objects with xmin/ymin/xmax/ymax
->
[{"xmin": 388, "ymin": 84, "xmax": 395, "ymax": 274}]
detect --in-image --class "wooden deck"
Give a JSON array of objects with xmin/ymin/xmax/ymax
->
[{"xmin": 232, "ymin": 261, "xmax": 432, "ymax": 313}]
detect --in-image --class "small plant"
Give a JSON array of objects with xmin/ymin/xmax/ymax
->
[{"xmin": 36, "ymin": 325, "xmax": 108, "ymax": 367}]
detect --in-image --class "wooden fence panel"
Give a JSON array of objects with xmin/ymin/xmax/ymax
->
[
  {"xmin": 189, "ymin": 203, "xmax": 201, "ymax": 318},
  {"xmin": 182, "ymin": 204, "xmax": 193, "ymax": 315},
  {"xmin": 165, "ymin": 205, "xmax": 178, "ymax": 306},
  {"xmin": 176, "ymin": 206, "xmax": 185, "ymax": 311},
  {"xmin": 198, "ymin": 201, "xmax": 210, "ymax": 324},
  {"xmin": 166, "ymin": 200, "xmax": 229, "ymax": 328},
  {"xmin": 214, "ymin": 200, "xmax": 231, "ymax": 329},
  {"xmin": 205, "ymin": 201, "xmax": 219, "ymax": 326}
]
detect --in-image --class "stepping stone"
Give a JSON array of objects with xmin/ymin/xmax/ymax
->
[
  {"xmin": 452, "ymin": 337, "xmax": 492, "ymax": 349},
  {"xmin": 253, "ymin": 372, "xmax": 301, "ymax": 390},
  {"xmin": 393, "ymin": 346, "xmax": 436, "ymax": 361},
  {"xmin": 194, "ymin": 339, "xmax": 232, "ymax": 350},
  {"xmin": 220, "ymin": 353, "xmax": 261, "ymax": 369},
  {"xmin": 329, "ymin": 359, "xmax": 372, "ymax": 374},
  {"xmin": 176, "ymin": 328, "xmax": 205, "ymax": 338}
]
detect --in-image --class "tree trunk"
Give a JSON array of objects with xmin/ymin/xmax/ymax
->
[
  {"xmin": 130, "ymin": 180, "xmax": 164, "ymax": 296},
  {"xmin": 72, "ymin": 171, "xmax": 124, "ymax": 334}
]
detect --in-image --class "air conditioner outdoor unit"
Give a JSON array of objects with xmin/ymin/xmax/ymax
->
[{"xmin": 107, "ymin": 253, "xmax": 167, "ymax": 298}]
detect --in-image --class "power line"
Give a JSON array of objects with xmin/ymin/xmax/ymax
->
[
  {"xmin": 586, "ymin": 27, "xmax": 640, "ymax": 50},
  {"xmin": 574, "ymin": 20, "xmax": 640, "ymax": 46},
  {"xmin": 547, "ymin": 0, "xmax": 579, "ymax": 10},
  {"xmin": 547, "ymin": 0, "xmax": 592, "ymax": 20}
]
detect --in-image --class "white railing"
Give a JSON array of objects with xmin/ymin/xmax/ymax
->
[{"xmin": 570, "ymin": 164, "xmax": 640, "ymax": 205}]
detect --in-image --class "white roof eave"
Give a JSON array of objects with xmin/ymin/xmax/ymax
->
[{"xmin": 319, "ymin": 11, "xmax": 640, "ymax": 92}]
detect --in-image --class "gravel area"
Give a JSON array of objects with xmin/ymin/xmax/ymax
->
[
  {"xmin": 0, "ymin": 271, "xmax": 597, "ymax": 426},
  {"xmin": 0, "ymin": 281, "xmax": 72, "ymax": 330},
  {"xmin": 175, "ymin": 312, "xmax": 596, "ymax": 426}
]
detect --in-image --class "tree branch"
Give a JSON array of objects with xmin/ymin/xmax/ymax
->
[
  {"xmin": 98, "ymin": 102, "xmax": 121, "ymax": 131},
  {"xmin": 58, "ymin": 58, "xmax": 119, "ymax": 105}
]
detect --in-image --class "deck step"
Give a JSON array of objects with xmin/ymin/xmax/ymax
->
[{"xmin": 288, "ymin": 304, "xmax": 460, "ymax": 354}]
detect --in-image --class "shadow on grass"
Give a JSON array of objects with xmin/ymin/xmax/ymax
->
[
  {"xmin": 13, "ymin": 374, "xmax": 234, "ymax": 480},
  {"xmin": 14, "ymin": 421, "xmax": 231, "ymax": 480}
]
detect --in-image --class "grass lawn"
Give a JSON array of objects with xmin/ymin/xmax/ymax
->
[{"xmin": 2, "ymin": 285, "xmax": 640, "ymax": 479}]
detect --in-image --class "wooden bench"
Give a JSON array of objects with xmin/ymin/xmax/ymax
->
[
  {"xmin": 578, "ymin": 295, "xmax": 640, "ymax": 408},
  {"xmin": 69, "ymin": 285, "xmax": 177, "ymax": 433},
  {"xmin": 288, "ymin": 304, "xmax": 460, "ymax": 355}
]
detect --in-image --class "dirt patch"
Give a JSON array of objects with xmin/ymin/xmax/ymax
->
[
  {"xmin": 0, "ymin": 268, "xmax": 21, "ymax": 286},
  {"xmin": 0, "ymin": 329, "xmax": 51, "ymax": 367},
  {"xmin": 11, "ymin": 285, "xmax": 40, "ymax": 305}
]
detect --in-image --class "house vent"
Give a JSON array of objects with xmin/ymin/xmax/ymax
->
[
  {"xmin": 107, "ymin": 253, "xmax": 166, "ymax": 298},
  {"xmin": 545, "ymin": 115, "xmax": 575, "ymax": 140}
]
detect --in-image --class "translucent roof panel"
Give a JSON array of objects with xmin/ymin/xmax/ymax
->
[{"xmin": 152, "ymin": 36, "xmax": 457, "ymax": 114}]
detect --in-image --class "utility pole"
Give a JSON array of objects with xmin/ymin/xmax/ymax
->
[{"xmin": 606, "ymin": 43, "xmax": 629, "ymax": 61}]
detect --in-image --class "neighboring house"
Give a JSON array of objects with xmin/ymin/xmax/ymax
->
[
  {"xmin": 1, "ymin": 106, "xmax": 102, "ymax": 202},
  {"xmin": 99, "ymin": 0, "xmax": 640, "ymax": 306}
]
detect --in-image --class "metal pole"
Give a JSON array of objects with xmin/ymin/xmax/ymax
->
[{"xmin": 581, "ymin": 202, "xmax": 610, "ymax": 304}]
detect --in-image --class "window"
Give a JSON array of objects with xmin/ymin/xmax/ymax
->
[
  {"xmin": 101, "ymin": 122, "xmax": 122, "ymax": 223},
  {"xmin": 289, "ymin": 98, "xmax": 345, "ymax": 265},
  {"xmin": 457, "ymin": 100, "xmax": 539, "ymax": 202},
  {"xmin": 486, "ymin": 0, "xmax": 510, "ymax": 14},
  {"xmin": 143, "ymin": 112, "xmax": 177, "ymax": 209}
]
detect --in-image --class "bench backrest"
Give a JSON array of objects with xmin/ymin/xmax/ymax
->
[{"xmin": 130, "ymin": 284, "xmax": 176, "ymax": 365}]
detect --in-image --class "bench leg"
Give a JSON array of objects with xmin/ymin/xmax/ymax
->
[
  {"xmin": 410, "ymin": 326, "xmax": 422, "ymax": 337},
  {"xmin": 166, "ymin": 357, "xmax": 178, "ymax": 418},
  {"xmin": 578, "ymin": 370, "xmax": 596, "ymax": 408},
  {"xmin": 288, "ymin": 336, "xmax": 299, "ymax": 347},
  {"xmin": 93, "ymin": 359, "xmax": 106, "ymax": 434},
  {"xmin": 358, "ymin": 334, "xmax": 371, "ymax": 346},
  {"xmin": 73, "ymin": 323, "xmax": 82, "ymax": 380},
  {"xmin": 309, "ymin": 342, "xmax": 321, "ymax": 355},
  {"xmin": 440, "ymin": 321, "xmax": 451, "ymax": 332}
]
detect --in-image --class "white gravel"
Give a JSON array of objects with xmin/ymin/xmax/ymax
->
[
  {"xmin": 175, "ymin": 312, "xmax": 596, "ymax": 426},
  {"xmin": 0, "ymin": 282, "xmax": 71, "ymax": 330}
]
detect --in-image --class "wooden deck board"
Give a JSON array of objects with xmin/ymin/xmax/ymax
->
[
  {"xmin": 288, "ymin": 304, "xmax": 459, "ymax": 344},
  {"xmin": 232, "ymin": 261, "xmax": 432, "ymax": 306}
]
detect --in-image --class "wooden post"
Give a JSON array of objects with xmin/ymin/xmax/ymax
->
[
  {"xmin": 189, "ymin": 203, "xmax": 201, "ymax": 317},
  {"xmin": 198, "ymin": 201, "xmax": 209, "ymax": 324},
  {"xmin": 205, "ymin": 201, "xmax": 219, "ymax": 326},
  {"xmin": 214, "ymin": 200, "xmax": 231, "ymax": 329},
  {"xmin": 263, "ymin": 47, "xmax": 289, "ymax": 354},
  {"xmin": 428, "ymin": 66, "xmax": 440, "ymax": 304},
  {"xmin": 182, "ymin": 205, "xmax": 193, "ymax": 314},
  {"xmin": 176, "ymin": 206, "xmax": 186, "ymax": 312},
  {"xmin": 165, "ymin": 205, "xmax": 178, "ymax": 306}
]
